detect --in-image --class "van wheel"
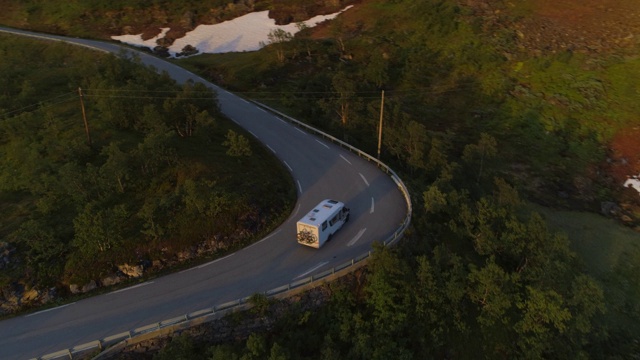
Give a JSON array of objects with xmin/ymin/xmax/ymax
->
[{"xmin": 345, "ymin": 214, "xmax": 350, "ymax": 223}]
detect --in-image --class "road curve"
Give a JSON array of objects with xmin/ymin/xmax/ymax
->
[{"xmin": 0, "ymin": 27, "xmax": 408, "ymax": 360}]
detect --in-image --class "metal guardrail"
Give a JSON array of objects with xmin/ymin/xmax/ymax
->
[{"xmin": 31, "ymin": 103, "xmax": 412, "ymax": 360}]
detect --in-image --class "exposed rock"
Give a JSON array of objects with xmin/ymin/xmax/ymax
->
[
  {"xmin": 601, "ymin": 201, "xmax": 622, "ymax": 216},
  {"xmin": 153, "ymin": 46, "xmax": 170, "ymax": 57},
  {"xmin": 0, "ymin": 284, "xmax": 57, "ymax": 314},
  {"xmin": 0, "ymin": 284, "xmax": 21, "ymax": 313},
  {"xmin": 176, "ymin": 44, "xmax": 199, "ymax": 57},
  {"xmin": 69, "ymin": 284, "xmax": 81, "ymax": 294},
  {"xmin": 70, "ymin": 280, "xmax": 97, "ymax": 294},
  {"xmin": 177, "ymin": 249, "xmax": 195, "ymax": 262},
  {"xmin": 39, "ymin": 288, "xmax": 57, "ymax": 304},
  {"xmin": 22, "ymin": 288, "xmax": 39, "ymax": 303},
  {"xmin": 82, "ymin": 280, "xmax": 98, "ymax": 293},
  {"xmin": 102, "ymin": 275, "xmax": 123, "ymax": 287},
  {"xmin": 118, "ymin": 264, "xmax": 144, "ymax": 278}
]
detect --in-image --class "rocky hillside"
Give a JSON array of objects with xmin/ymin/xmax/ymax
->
[{"xmin": 463, "ymin": 0, "xmax": 640, "ymax": 55}]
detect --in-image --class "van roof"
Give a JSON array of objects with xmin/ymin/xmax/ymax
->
[{"xmin": 297, "ymin": 199, "xmax": 344, "ymax": 227}]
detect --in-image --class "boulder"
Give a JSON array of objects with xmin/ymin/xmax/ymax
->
[
  {"xmin": 152, "ymin": 260, "xmax": 164, "ymax": 269},
  {"xmin": 70, "ymin": 280, "xmax": 97, "ymax": 294},
  {"xmin": 82, "ymin": 280, "xmax": 97, "ymax": 293},
  {"xmin": 69, "ymin": 284, "xmax": 81, "ymax": 294},
  {"xmin": 118, "ymin": 264, "xmax": 144, "ymax": 278},
  {"xmin": 601, "ymin": 201, "xmax": 621, "ymax": 216},
  {"xmin": 177, "ymin": 249, "xmax": 194, "ymax": 262},
  {"xmin": 101, "ymin": 275, "xmax": 122, "ymax": 287},
  {"xmin": 0, "ymin": 284, "xmax": 21, "ymax": 313},
  {"xmin": 22, "ymin": 288, "xmax": 39, "ymax": 303},
  {"xmin": 39, "ymin": 288, "xmax": 57, "ymax": 304}
]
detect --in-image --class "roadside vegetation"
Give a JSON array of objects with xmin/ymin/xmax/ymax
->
[
  {"xmin": 0, "ymin": 34, "xmax": 294, "ymax": 299},
  {"xmin": 171, "ymin": 0, "xmax": 640, "ymax": 357},
  {"xmin": 1, "ymin": 0, "xmax": 639, "ymax": 358}
]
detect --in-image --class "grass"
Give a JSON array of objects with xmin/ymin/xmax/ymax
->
[
  {"xmin": 174, "ymin": 51, "xmax": 278, "ymax": 92},
  {"xmin": 531, "ymin": 203, "xmax": 639, "ymax": 277},
  {"xmin": 531, "ymin": 203, "xmax": 640, "ymax": 334}
]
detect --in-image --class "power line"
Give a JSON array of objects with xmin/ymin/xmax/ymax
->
[
  {"xmin": 0, "ymin": 91, "xmax": 76, "ymax": 119},
  {"xmin": 82, "ymin": 94, "xmax": 216, "ymax": 100},
  {"xmin": 0, "ymin": 83, "xmax": 477, "ymax": 120}
]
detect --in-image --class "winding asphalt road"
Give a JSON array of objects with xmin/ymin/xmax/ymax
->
[{"xmin": 0, "ymin": 28, "xmax": 408, "ymax": 360}]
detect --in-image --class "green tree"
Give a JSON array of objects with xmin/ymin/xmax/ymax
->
[
  {"xmin": 57, "ymin": 162, "xmax": 92, "ymax": 204},
  {"xmin": 265, "ymin": 28, "xmax": 293, "ymax": 63},
  {"xmin": 242, "ymin": 333, "xmax": 267, "ymax": 360},
  {"xmin": 462, "ymin": 133, "xmax": 498, "ymax": 185},
  {"xmin": 608, "ymin": 246, "xmax": 640, "ymax": 319},
  {"xmin": 12, "ymin": 219, "xmax": 66, "ymax": 284},
  {"xmin": 223, "ymin": 129, "xmax": 252, "ymax": 157},
  {"xmin": 404, "ymin": 120, "xmax": 428, "ymax": 171},
  {"xmin": 163, "ymin": 81, "xmax": 217, "ymax": 138},
  {"xmin": 154, "ymin": 333, "xmax": 199, "ymax": 360},
  {"xmin": 329, "ymin": 72, "xmax": 357, "ymax": 127},
  {"xmin": 135, "ymin": 127, "xmax": 177, "ymax": 175},
  {"xmin": 362, "ymin": 53, "xmax": 389, "ymax": 89},
  {"xmin": 178, "ymin": 179, "xmax": 235, "ymax": 238},
  {"xmin": 137, "ymin": 196, "xmax": 169, "ymax": 243},
  {"xmin": 71, "ymin": 203, "xmax": 129, "ymax": 256},
  {"xmin": 366, "ymin": 244, "xmax": 413, "ymax": 339},
  {"xmin": 569, "ymin": 275, "xmax": 605, "ymax": 329},
  {"xmin": 415, "ymin": 246, "xmax": 470, "ymax": 352},
  {"xmin": 319, "ymin": 335, "xmax": 342, "ymax": 360},
  {"xmin": 349, "ymin": 245, "xmax": 415, "ymax": 359},
  {"xmin": 467, "ymin": 256, "xmax": 514, "ymax": 328},
  {"xmin": 267, "ymin": 343, "xmax": 288, "ymax": 360},
  {"xmin": 209, "ymin": 344, "xmax": 240, "ymax": 360},
  {"xmin": 100, "ymin": 142, "xmax": 131, "ymax": 193},
  {"xmin": 293, "ymin": 22, "xmax": 313, "ymax": 59},
  {"xmin": 136, "ymin": 104, "xmax": 168, "ymax": 134},
  {"xmin": 515, "ymin": 286, "xmax": 572, "ymax": 358}
]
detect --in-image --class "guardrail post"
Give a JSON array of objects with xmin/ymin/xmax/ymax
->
[{"xmin": 67, "ymin": 349, "xmax": 73, "ymax": 359}]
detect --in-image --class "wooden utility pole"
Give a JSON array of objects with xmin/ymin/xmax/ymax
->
[
  {"xmin": 377, "ymin": 90, "xmax": 384, "ymax": 160},
  {"xmin": 78, "ymin": 87, "xmax": 91, "ymax": 146}
]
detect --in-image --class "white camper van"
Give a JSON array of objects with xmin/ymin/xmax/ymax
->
[{"xmin": 297, "ymin": 199, "xmax": 350, "ymax": 248}]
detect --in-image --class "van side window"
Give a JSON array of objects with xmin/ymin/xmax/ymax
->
[{"xmin": 322, "ymin": 221, "xmax": 327, "ymax": 231}]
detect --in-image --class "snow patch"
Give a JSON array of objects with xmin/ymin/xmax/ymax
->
[
  {"xmin": 112, "ymin": 6, "xmax": 352, "ymax": 57},
  {"xmin": 113, "ymin": 27, "xmax": 170, "ymax": 50},
  {"xmin": 624, "ymin": 176, "xmax": 640, "ymax": 194}
]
